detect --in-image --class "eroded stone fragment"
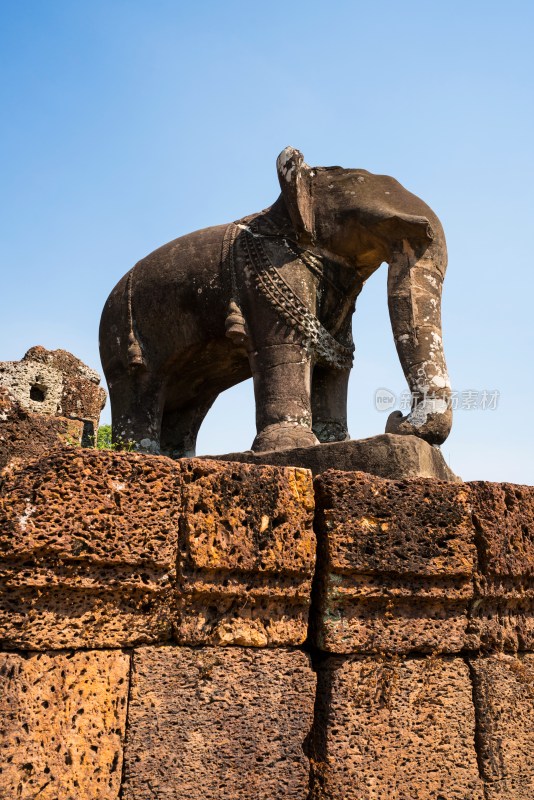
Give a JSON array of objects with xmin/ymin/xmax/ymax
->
[
  {"xmin": 469, "ymin": 654, "xmax": 534, "ymax": 799},
  {"xmin": 176, "ymin": 459, "xmax": 315, "ymax": 645},
  {"xmin": 122, "ymin": 646, "xmax": 316, "ymax": 800},
  {"xmin": 310, "ymin": 655, "xmax": 484, "ymax": 800},
  {"xmin": 0, "ymin": 387, "xmax": 85, "ymax": 471},
  {"xmin": 0, "ymin": 449, "xmax": 183, "ymax": 649},
  {"xmin": 313, "ymin": 470, "xmax": 476, "ymax": 653},
  {"xmin": 0, "ymin": 346, "xmax": 106, "ymax": 431},
  {"xmin": 0, "ymin": 649, "xmax": 129, "ymax": 800},
  {"xmin": 0, "ymin": 347, "xmax": 106, "ymax": 466}
]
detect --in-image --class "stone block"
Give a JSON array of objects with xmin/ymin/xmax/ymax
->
[
  {"xmin": 0, "ymin": 387, "xmax": 85, "ymax": 471},
  {"xmin": 0, "ymin": 649, "xmax": 129, "ymax": 800},
  {"xmin": 470, "ymin": 481, "xmax": 534, "ymax": 579},
  {"xmin": 0, "ymin": 449, "xmax": 183, "ymax": 649},
  {"xmin": 469, "ymin": 654, "xmax": 534, "ymax": 799},
  {"xmin": 310, "ymin": 655, "xmax": 484, "ymax": 800},
  {"xmin": 0, "ymin": 451, "xmax": 315, "ymax": 650},
  {"xmin": 122, "ymin": 645, "xmax": 315, "ymax": 800},
  {"xmin": 313, "ymin": 470, "xmax": 477, "ymax": 654},
  {"xmin": 467, "ymin": 482, "xmax": 534, "ymax": 652},
  {"xmin": 208, "ymin": 433, "xmax": 459, "ymax": 481},
  {"xmin": 0, "ymin": 346, "xmax": 106, "ymax": 436},
  {"xmin": 176, "ymin": 459, "xmax": 315, "ymax": 646}
]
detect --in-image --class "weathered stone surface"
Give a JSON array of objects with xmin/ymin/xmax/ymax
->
[
  {"xmin": 0, "ymin": 387, "xmax": 85, "ymax": 471},
  {"xmin": 471, "ymin": 481, "xmax": 534, "ymax": 579},
  {"xmin": 23, "ymin": 346, "xmax": 106, "ymax": 425},
  {"xmin": 313, "ymin": 470, "xmax": 476, "ymax": 654},
  {"xmin": 209, "ymin": 433, "xmax": 459, "ymax": 481},
  {"xmin": 0, "ymin": 451, "xmax": 315, "ymax": 649},
  {"xmin": 469, "ymin": 654, "xmax": 534, "ymax": 799},
  {"xmin": 122, "ymin": 645, "xmax": 315, "ymax": 800},
  {"xmin": 310, "ymin": 655, "xmax": 484, "ymax": 800},
  {"xmin": 176, "ymin": 459, "xmax": 315, "ymax": 646},
  {"xmin": 0, "ymin": 346, "xmax": 106, "ymax": 445},
  {"xmin": 0, "ymin": 451, "xmax": 532, "ymax": 798},
  {"xmin": 312, "ymin": 472, "xmax": 534, "ymax": 655},
  {"xmin": 467, "ymin": 482, "xmax": 534, "ymax": 652},
  {"xmin": 0, "ymin": 649, "xmax": 129, "ymax": 800},
  {"xmin": 0, "ymin": 449, "xmax": 183, "ymax": 649}
]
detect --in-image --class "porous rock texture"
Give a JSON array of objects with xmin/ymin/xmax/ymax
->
[
  {"xmin": 0, "ymin": 346, "xmax": 106, "ymax": 426},
  {"xmin": 469, "ymin": 653, "xmax": 534, "ymax": 799},
  {"xmin": 0, "ymin": 649, "xmax": 129, "ymax": 800},
  {"xmin": 0, "ymin": 387, "xmax": 85, "ymax": 471},
  {"xmin": 0, "ymin": 449, "xmax": 183, "ymax": 650},
  {"xmin": 122, "ymin": 646, "xmax": 316, "ymax": 800},
  {"xmin": 177, "ymin": 458, "xmax": 315, "ymax": 646},
  {"xmin": 0, "ymin": 346, "xmax": 106, "ymax": 468},
  {"xmin": 0, "ymin": 450, "xmax": 315, "ymax": 650},
  {"xmin": 469, "ymin": 481, "xmax": 534, "ymax": 651},
  {"xmin": 313, "ymin": 470, "xmax": 476, "ymax": 654},
  {"xmin": 309, "ymin": 655, "xmax": 484, "ymax": 799},
  {"xmin": 313, "ymin": 470, "xmax": 534, "ymax": 655},
  {"xmin": 0, "ymin": 451, "xmax": 533, "ymax": 799}
]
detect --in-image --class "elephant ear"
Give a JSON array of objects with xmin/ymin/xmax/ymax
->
[{"xmin": 276, "ymin": 147, "xmax": 314, "ymax": 243}]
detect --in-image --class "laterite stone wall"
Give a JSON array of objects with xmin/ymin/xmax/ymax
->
[{"xmin": 0, "ymin": 450, "xmax": 532, "ymax": 799}]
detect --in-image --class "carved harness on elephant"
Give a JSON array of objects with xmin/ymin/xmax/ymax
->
[
  {"xmin": 222, "ymin": 219, "xmax": 355, "ymax": 370},
  {"xmin": 126, "ymin": 268, "xmax": 145, "ymax": 369}
]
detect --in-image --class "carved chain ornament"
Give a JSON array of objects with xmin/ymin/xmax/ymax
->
[{"xmin": 223, "ymin": 220, "xmax": 355, "ymax": 370}]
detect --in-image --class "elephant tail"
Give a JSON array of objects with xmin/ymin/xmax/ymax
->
[{"xmin": 126, "ymin": 267, "xmax": 146, "ymax": 370}]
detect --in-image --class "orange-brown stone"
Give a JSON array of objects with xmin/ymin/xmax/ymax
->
[
  {"xmin": 313, "ymin": 471, "xmax": 534, "ymax": 655},
  {"xmin": 176, "ymin": 459, "xmax": 315, "ymax": 645},
  {"xmin": 0, "ymin": 449, "xmax": 182, "ymax": 649},
  {"xmin": 468, "ymin": 482, "xmax": 534, "ymax": 652},
  {"xmin": 122, "ymin": 645, "xmax": 316, "ymax": 800},
  {"xmin": 310, "ymin": 655, "xmax": 484, "ymax": 800},
  {"xmin": 313, "ymin": 470, "xmax": 477, "ymax": 654},
  {"xmin": 0, "ymin": 450, "xmax": 315, "ymax": 650},
  {"xmin": 0, "ymin": 649, "xmax": 129, "ymax": 800},
  {"xmin": 469, "ymin": 653, "xmax": 534, "ymax": 799}
]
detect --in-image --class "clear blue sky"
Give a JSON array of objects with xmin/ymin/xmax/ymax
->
[{"xmin": 1, "ymin": 1, "xmax": 533, "ymax": 483}]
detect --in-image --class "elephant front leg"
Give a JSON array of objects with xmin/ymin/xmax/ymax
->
[
  {"xmin": 249, "ymin": 343, "xmax": 319, "ymax": 452},
  {"xmin": 311, "ymin": 366, "xmax": 351, "ymax": 443}
]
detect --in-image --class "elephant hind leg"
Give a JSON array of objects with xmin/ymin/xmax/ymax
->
[
  {"xmin": 160, "ymin": 396, "xmax": 217, "ymax": 459},
  {"xmin": 108, "ymin": 371, "xmax": 164, "ymax": 453}
]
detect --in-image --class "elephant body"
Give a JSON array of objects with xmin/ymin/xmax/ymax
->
[{"xmin": 99, "ymin": 148, "xmax": 452, "ymax": 456}]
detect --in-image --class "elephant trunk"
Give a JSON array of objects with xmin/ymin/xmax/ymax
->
[{"xmin": 386, "ymin": 230, "xmax": 452, "ymax": 445}]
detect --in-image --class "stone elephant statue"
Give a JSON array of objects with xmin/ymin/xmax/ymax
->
[{"xmin": 99, "ymin": 147, "xmax": 452, "ymax": 456}]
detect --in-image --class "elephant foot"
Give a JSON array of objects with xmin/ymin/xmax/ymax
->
[
  {"xmin": 252, "ymin": 422, "xmax": 319, "ymax": 453},
  {"xmin": 312, "ymin": 420, "xmax": 350, "ymax": 444}
]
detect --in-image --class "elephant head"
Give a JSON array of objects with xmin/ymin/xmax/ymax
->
[{"xmin": 277, "ymin": 147, "xmax": 452, "ymax": 445}]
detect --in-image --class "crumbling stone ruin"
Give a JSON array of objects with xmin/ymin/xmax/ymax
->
[
  {"xmin": 0, "ymin": 448, "xmax": 532, "ymax": 799},
  {"xmin": 0, "ymin": 346, "xmax": 106, "ymax": 469}
]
